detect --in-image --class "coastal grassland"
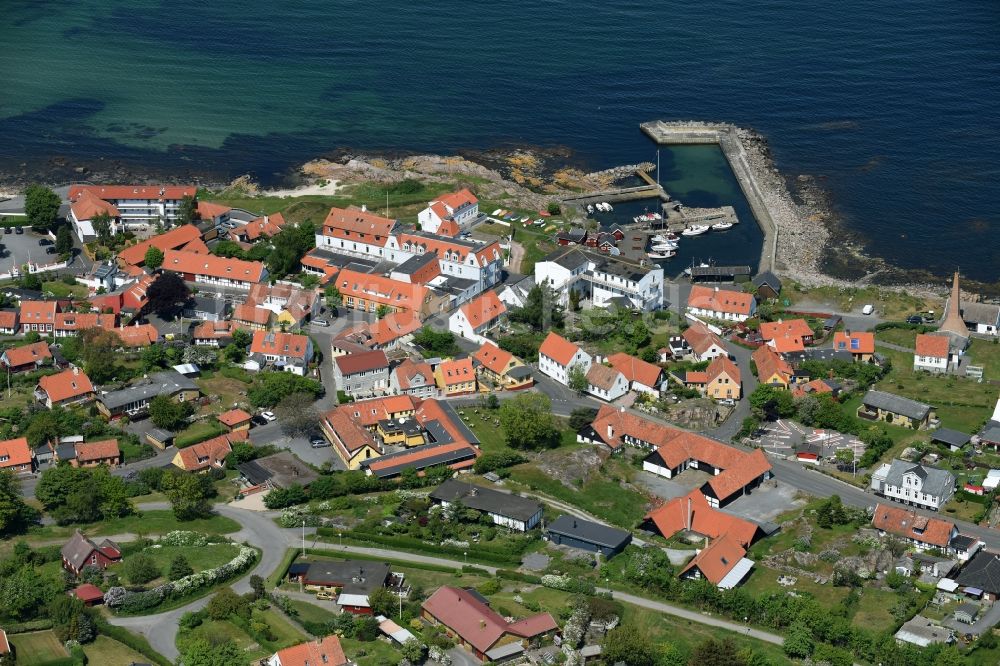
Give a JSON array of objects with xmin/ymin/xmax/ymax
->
[
  {"xmin": 9, "ymin": 630, "xmax": 68, "ymax": 665},
  {"xmin": 874, "ymin": 346, "xmax": 994, "ymax": 432},
  {"xmin": 82, "ymin": 635, "xmax": 150, "ymax": 666},
  {"xmin": 785, "ymin": 282, "xmax": 942, "ymax": 320}
]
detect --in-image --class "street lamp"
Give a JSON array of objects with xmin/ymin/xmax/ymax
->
[
  {"xmin": 301, "ymin": 519, "xmax": 306, "ymax": 557},
  {"xmin": 464, "ymin": 552, "xmax": 467, "ymax": 565}
]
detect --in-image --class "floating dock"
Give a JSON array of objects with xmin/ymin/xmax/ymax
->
[{"xmin": 640, "ymin": 121, "xmax": 777, "ymax": 274}]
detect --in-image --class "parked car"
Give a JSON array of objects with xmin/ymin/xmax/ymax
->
[
  {"xmin": 310, "ymin": 436, "xmax": 329, "ymax": 448},
  {"xmin": 861, "ymin": 304, "xmax": 874, "ymax": 315},
  {"xmin": 14, "ymin": 227, "xmax": 23, "ymax": 235},
  {"xmin": 260, "ymin": 411, "xmax": 277, "ymax": 422},
  {"xmin": 906, "ymin": 315, "xmax": 923, "ymax": 325},
  {"xmin": 45, "ymin": 247, "xmax": 56, "ymax": 254},
  {"xmin": 311, "ymin": 318, "xmax": 329, "ymax": 327},
  {"xmin": 250, "ymin": 414, "xmax": 268, "ymax": 427},
  {"xmin": 2, "ymin": 227, "xmax": 9, "ymax": 235},
  {"xmin": 719, "ymin": 398, "xmax": 736, "ymax": 406}
]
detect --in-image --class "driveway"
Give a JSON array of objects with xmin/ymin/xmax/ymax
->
[
  {"xmin": 720, "ymin": 479, "xmax": 805, "ymax": 523},
  {"xmin": 708, "ymin": 338, "xmax": 757, "ymax": 442},
  {"xmin": 249, "ymin": 419, "xmax": 344, "ymax": 469}
]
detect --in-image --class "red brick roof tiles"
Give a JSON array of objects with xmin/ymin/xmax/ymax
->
[
  {"xmin": 915, "ymin": 333, "xmax": 950, "ymax": 358},
  {"xmin": 687, "ymin": 285, "xmax": 754, "ymax": 316},
  {"xmin": 538, "ymin": 331, "xmax": 581, "ymax": 366}
]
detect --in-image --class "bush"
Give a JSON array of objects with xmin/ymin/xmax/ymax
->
[{"xmin": 473, "ymin": 451, "xmax": 528, "ymax": 474}]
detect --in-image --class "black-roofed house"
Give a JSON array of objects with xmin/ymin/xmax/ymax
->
[
  {"xmin": 237, "ymin": 451, "xmax": 319, "ymax": 490},
  {"xmin": 184, "ymin": 295, "xmax": 229, "ymax": 322},
  {"xmin": 546, "ymin": 515, "xmax": 632, "ymax": 559},
  {"xmin": 858, "ymin": 390, "xmax": 934, "ymax": 429},
  {"xmin": 870, "ymin": 459, "xmax": 955, "ymax": 511},
  {"xmin": 751, "ymin": 271, "xmax": 782, "ymax": 300},
  {"xmin": 295, "ymin": 560, "xmax": 393, "ymax": 614},
  {"xmin": 430, "ymin": 479, "xmax": 543, "ymax": 532},
  {"xmin": 61, "ymin": 530, "xmax": 122, "ymax": 575},
  {"xmin": 931, "ymin": 428, "xmax": 971, "ymax": 452},
  {"xmin": 955, "ymin": 550, "xmax": 1000, "ymax": 602},
  {"xmin": 95, "ymin": 370, "xmax": 200, "ymax": 420}
]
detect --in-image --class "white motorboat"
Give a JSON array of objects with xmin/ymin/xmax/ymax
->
[
  {"xmin": 652, "ymin": 234, "xmax": 679, "ymax": 244},
  {"xmin": 520, "ymin": 216, "xmax": 530, "ymax": 223},
  {"xmin": 491, "ymin": 209, "xmax": 502, "ymax": 216},
  {"xmin": 533, "ymin": 219, "xmax": 545, "ymax": 226},
  {"xmin": 681, "ymin": 225, "xmax": 710, "ymax": 236},
  {"xmin": 711, "ymin": 221, "xmax": 734, "ymax": 231},
  {"xmin": 648, "ymin": 249, "xmax": 676, "ymax": 259},
  {"xmin": 651, "ymin": 243, "xmax": 678, "ymax": 252},
  {"xmin": 605, "ymin": 202, "xmax": 613, "ymax": 211},
  {"xmin": 587, "ymin": 204, "xmax": 594, "ymax": 214}
]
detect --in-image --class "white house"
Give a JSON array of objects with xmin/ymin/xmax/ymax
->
[
  {"xmin": 682, "ymin": 320, "xmax": 729, "ymax": 362},
  {"xmin": 586, "ymin": 364, "xmax": 630, "ymax": 402},
  {"xmin": 686, "ymin": 285, "xmax": 755, "ymax": 322},
  {"xmin": 961, "ymin": 302, "xmax": 1000, "ymax": 337},
  {"xmin": 538, "ymin": 331, "xmax": 591, "ymax": 386},
  {"xmin": 67, "ymin": 184, "xmax": 197, "ymax": 241},
  {"xmin": 871, "ymin": 459, "xmax": 956, "ymax": 511},
  {"xmin": 315, "ymin": 206, "xmax": 398, "ymax": 260},
  {"xmin": 498, "ymin": 275, "xmax": 535, "ymax": 309},
  {"xmin": 448, "ymin": 291, "xmax": 506, "ymax": 343},
  {"xmin": 535, "ymin": 247, "xmax": 664, "ymax": 312},
  {"xmin": 248, "ymin": 331, "xmax": 313, "ymax": 376},
  {"xmin": 914, "ymin": 334, "xmax": 951, "ymax": 373},
  {"xmin": 385, "ymin": 231, "xmax": 503, "ymax": 297},
  {"xmin": 417, "ymin": 189, "xmax": 479, "ymax": 235}
]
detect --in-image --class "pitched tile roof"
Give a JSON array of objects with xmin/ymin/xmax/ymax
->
[
  {"xmin": 0, "ymin": 310, "xmax": 18, "ymax": 329},
  {"xmin": 871, "ymin": 503, "xmax": 955, "ymax": 548},
  {"xmin": 175, "ymin": 432, "xmax": 244, "ymax": 471},
  {"xmin": 363, "ymin": 440, "xmax": 478, "ymax": 477},
  {"xmin": 163, "ymin": 249, "xmax": 266, "ymax": 282},
  {"xmin": 586, "ymin": 363, "xmax": 624, "ymax": 391},
  {"xmin": 250, "ymin": 330, "xmax": 311, "ymax": 360},
  {"xmin": 704, "ymin": 448, "xmax": 772, "ymax": 502},
  {"xmin": 459, "ymin": 291, "xmax": 507, "ymax": 329},
  {"xmin": 607, "ymin": 352, "xmax": 662, "ymax": 388},
  {"xmin": 54, "ymin": 312, "xmax": 116, "ymax": 333},
  {"xmin": 60, "ymin": 530, "xmax": 121, "ymax": 571},
  {"xmin": 368, "ymin": 310, "xmax": 421, "ymax": 345},
  {"xmin": 2, "ymin": 341, "xmax": 52, "ymax": 368},
  {"xmin": 233, "ymin": 303, "xmax": 273, "ymax": 326},
  {"xmin": 436, "ymin": 188, "xmax": 478, "ymax": 212},
  {"xmin": 644, "ymin": 489, "xmax": 760, "ymax": 547},
  {"xmin": 73, "ymin": 583, "xmax": 105, "ymax": 603},
  {"xmin": 393, "ymin": 359, "xmax": 435, "ymax": 390},
  {"xmin": 339, "ymin": 395, "xmax": 416, "ymax": 428},
  {"xmin": 218, "ymin": 409, "xmax": 252, "ymax": 427},
  {"xmin": 395, "ymin": 231, "xmax": 501, "ymax": 268},
  {"xmin": 196, "ymin": 200, "xmax": 232, "ymax": 219},
  {"xmin": 117, "ymin": 224, "xmax": 203, "ymax": 266},
  {"xmin": 19, "ymin": 300, "xmax": 59, "ymax": 325},
  {"xmin": 70, "ymin": 189, "xmax": 119, "ymax": 220},
  {"xmin": 538, "ymin": 331, "xmax": 581, "ymax": 366},
  {"xmin": 336, "ymin": 268, "xmax": 430, "ymax": 314},
  {"xmin": 114, "ymin": 324, "xmax": 159, "ymax": 347},
  {"xmin": 271, "ymin": 636, "xmax": 348, "ymax": 666},
  {"xmin": 752, "ymin": 345, "xmax": 792, "ymax": 383},
  {"xmin": 421, "ymin": 586, "xmax": 554, "ymax": 654},
  {"xmin": 645, "ymin": 432, "xmax": 772, "ymax": 503},
  {"xmin": 472, "ymin": 341, "xmax": 516, "ymax": 376},
  {"xmin": 862, "ymin": 390, "xmax": 932, "ymax": 421},
  {"xmin": 706, "ymin": 355, "xmax": 740, "ymax": 384},
  {"xmin": 833, "ymin": 331, "xmax": 875, "ymax": 355},
  {"xmin": 323, "ymin": 408, "xmax": 379, "ymax": 454},
  {"xmin": 74, "ymin": 439, "xmax": 120, "ymax": 464},
  {"xmin": 333, "ymin": 349, "xmax": 389, "ymax": 375},
  {"xmin": 0, "ymin": 437, "xmax": 32, "ymax": 469},
  {"xmin": 682, "ymin": 321, "xmax": 726, "ymax": 356},
  {"xmin": 680, "ymin": 533, "xmax": 749, "ymax": 585},
  {"xmin": 68, "ymin": 184, "xmax": 196, "ymax": 202},
  {"xmin": 687, "ymin": 285, "xmax": 754, "ymax": 316},
  {"xmin": 438, "ymin": 357, "xmax": 475, "ymax": 386},
  {"xmin": 239, "ymin": 212, "xmax": 287, "ymax": 240},
  {"xmin": 769, "ymin": 334, "xmax": 806, "ymax": 353},
  {"xmin": 590, "ymin": 404, "xmax": 682, "ymax": 450},
  {"xmin": 915, "ymin": 333, "xmax": 950, "ymax": 358},
  {"xmin": 38, "ymin": 368, "xmax": 94, "ymax": 403},
  {"xmin": 760, "ymin": 319, "xmax": 813, "ymax": 341},
  {"xmin": 193, "ymin": 319, "xmax": 238, "ymax": 340},
  {"xmin": 321, "ymin": 206, "xmax": 396, "ymax": 246}
]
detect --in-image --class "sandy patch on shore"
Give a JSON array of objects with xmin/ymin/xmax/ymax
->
[{"xmin": 263, "ymin": 179, "xmax": 341, "ymax": 198}]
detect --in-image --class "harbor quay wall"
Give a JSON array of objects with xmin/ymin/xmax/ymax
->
[
  {"xmin": 561, "ymin": 184, "xmax": 667, "ymax": 205},
  {"xmin": 640, "ymin": 120, "xmax": 778, "ymax": 275}
]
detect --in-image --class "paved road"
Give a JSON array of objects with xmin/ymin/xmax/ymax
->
[{"xmin": 708, "ymin": 339, "xmax": 757, "ymax": 442}]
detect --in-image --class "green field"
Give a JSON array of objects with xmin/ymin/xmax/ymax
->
[
  {"xmin": 875, "ymin": 327, "xmax": 919, "ymax": 348},
  {"xmin": 81, "ymin": 635, "xmax": 151, "ymax": 666},
  {"xmin": 120, "ymin": 543, "xmax": 239, "ymax": 580},
  {"xmin": 9, "ymin": 630, "xmax": 68, "ymax": 665},
  {"xmin": 25, "ymin": 510, "xmax": 241, "ymax": 543}
]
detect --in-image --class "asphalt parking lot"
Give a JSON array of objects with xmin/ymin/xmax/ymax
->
[
  {"xmin": 757, "ymin": 419, "xmax": 864, "ymax": 460},
  {"xmin": 720, "ymin": 479, "xmax": 805, "ymax": 523},
  {"xmin": 0, "ymin": 227, "xmax": 56, "ymax": 273},
  {"xmin": 249, "ymin": 419, "xmax": 344, "ymax": 469}
]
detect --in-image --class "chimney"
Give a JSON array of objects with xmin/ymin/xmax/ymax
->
[
  {"xmin": 72, "ymin": 366, "xmax": 79, "ymax": 376},
  {"xmin": 714, "ymin": 286, "xmax": 719, "ymax": 292},
  {"xmin": 939, "ymin": 270, "xmax": 970, "ymax": 337}
]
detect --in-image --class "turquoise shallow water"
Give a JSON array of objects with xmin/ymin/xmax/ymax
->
[{"xmin": 1, "ymin": 0, "xmax": 997, "ymax": 280}]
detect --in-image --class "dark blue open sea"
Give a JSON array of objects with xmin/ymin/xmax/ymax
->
[{"xmin": 1, "ymin": 1, "xmax": 997, "ymax": 281}]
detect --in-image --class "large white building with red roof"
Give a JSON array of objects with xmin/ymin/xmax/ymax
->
[
  {"xmin": 538, "ymin": 331, "xmax": 591, "ymax": 386},
  {"xmin": 68, "ymin": 184, "xmax": 197, "ymax": 241},
  {"xmin": 418, "ymin": 188, "xmax": 479, "ymax": 235},
  {"xmin": 448, "ymin": 291, "xmax": 507, "ymax": 343},
  {"xmin": 686, "ymin": 285, "xmax": 756, "ymax": 322}
]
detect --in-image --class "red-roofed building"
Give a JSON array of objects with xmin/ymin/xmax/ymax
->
[
  {"xmin": 421, "ymin": 586, "xmax": 556, "ymax": 662},
  {"xmin": 73, "ymin": 583, "xmax": 106, "ymax": 606},
  {"xmin": 362, "ymin": 436, "xmax": 478, "ymax": 480},
  {"xmin": 234, "ymin": 212, "xmax": 287, "ymax": 243},
  {"xmin": 316, "ymin": 206, "xmax": 398, "ymax": 259},
  {"xmin": 193, "ymin": 319, "xmax": 238, "ymax": 347},
  {"xmin": 644, "ymin": 490, "xmax": 762, "ymax": 548},
  {"xmin": 72, "ymin": 439, "xmax": 121, "ymax": 468},
  {"xmin": 320, "ymin": 406, "xmax": 384, "ymax": 470},
  {"xmin": 681, "ymin": 321, "xmax": 728, "ymax": 361},
  {"xmin": 388, "ymin": 231, "xmax": 503, "ymax": 295},
  {"xmin": 418, "ymin": 188, "xmax": 479, "ymax": 234},
  {"xmin": 232, "ymin": 303, "xmax": 273, "ymax": 330},
  {"xmin": 267, "ymin": 635, "xmax": 348, "ymax": 666},
  {"xmin": 171, "ymin": 432, "xmax": 245, "ymax": 472},
  {"xmin": 249, "ymin": 330, "xmax": 313, "ymax": 376},
  {"xmin": 218, "ymin": 409, "xmax": 252, "ymax": 432},
  {"xmin": 19, "ymin": 300, "xmax": 59, "ymax": 334},
  {"xmin": 449, "ymin": 291, "xmax": 506, "ymax": 343},
  {"xmin": 585, "ymin": 363, "xmax": 629, "ymax": 402},
  {"xmin": 579, "ymin": 404, "xmax": 682, "ymax": 452},
  {"xmin": 114, "ymin": 324, "xmax": 159, "ymax": 348},
  {"xmin": 752, "ymin": 345, "xmax": 793, "ymax": 388},
  {"xmin": 538, "ymin": 331, "xmax": 591, "ymax": 386},
  {"xmin": 163, "ymin": 250, "xmax": 268, "ymax": 290},
  {"xmin": 871, "ymin": 503, "xmax": 968, "ymax": 555},
  {"xmin": 703, "ymin": 355, "xmax": 741, "ymax": 401},
  {"xmin": 686, "ymin": 285, "xmax": 756, "ymax": 322},
  {"xmin": 833, "ymin": 331, "xmax": 876, "ymax": 362},
  {"xmin": 0, "ymin": 310, "xmax": 19, "ymax": 335},
  {"xmin": 197, "ymin": 201, "xmax": 232, "ymax": 225},
  {"xmin": 53, "ymin": 312, "xmax": 117, "ymax": 337},
  {"xmin": 434, "ymin": 358, "xmax": 477, "ymax": 396},
  {"xmin": 914, "ymin": 333, "xmax": 952, "ymax": 373},
  {"xmin": 760, "ymin": 319, "xmax": 814, "ymax": 348},
  {"xmin": 117, "ymin": 224, "xmax": 203, "ymax": 267},
  {"xmin": 89, "ymin": 273, "xmax": 155, "ymax": 315},
  {"xmin": 335, "ymin": 268, "xmax": 448, "ymax": 320},
  {"xmin": 390, "ymin": 358, "xmax": 438, "ymax": 398},
  {"xmin": 60, "ymin": 530, "xmax": 122, "ymax": 575},
  {"xmin": 36, "ymin": 368, "xmax": 95, "ymax": 409},
  {"xmin": 1, "ymin": 341, "xmax": 52, "ymax": 372},
  {"xmin": 471, "ymin": 341, "xmax": 533, "ymax": 391},
  {"xmin": 0, "ymin": 437, "xmax": 34, "ymax": 473},
  {"xmin": 680, "ymin": 533, "xmax": 755, "ymax": 589},
  {"xmin": 331, "ymin": 350, "xmax": 390, "ymax": 398},
  {"xmin": 69, "ymin": 190, "xmax": 120, "ymax": 241},
  {"xmin": 607, "ymin": 352, "xmax": 664, "ymax": 395},
  {"xmin": 67, "ymin": 184, "xmax": 197, "ymax": 242}
]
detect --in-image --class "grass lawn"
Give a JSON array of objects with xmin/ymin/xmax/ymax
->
[
  {"xmin": 851, "ymin": 587, "xmax": 901, "ymax": 633},
  {"xmin": 254, "ymin": 607, "xmax": 308, "ymax": 646},
  {"xmin": 180, "ymin": 619, "xmax": 267, "ymax": 662},
  {"xmin": 9, "ymin": 630, "xmax": 68, "ymax": 665},
  {"xmin": 341, "ymin": 637, "xmax": 403, "ymax": 666},
  {"xmin": 126, "ymin": 543, "xmax": 239, "ymax": 578},
  {"xmin": 81, "ymin": 635, "xmax": 150, "ymax": 666},
  {"xmin": 42, "ymin": 280, "xmax": 89, "ymax": 300},
  {"xmin": 174, "ymin": 419, "xmax": 228, "ymax": 448},
  {"xmin": 785, "ymin": 283, "xmax": 941, "ymax": 320},
  {"xmin": 26, "ymin": 510, "xmax": 241, "ymax": 542},
  {"xmin": 196, "ymin": 375, "xmax": 251, "ymax": 415},
  {"xmin": 968, "ymin": 338, "xmax": 1000, "ymax": 381},
  {"xmin": 287, "ymin": 599, "xmax": 339, "ymax": 631},
  {"xmin": 875, "ymin": 346, "xmax": 994, "ymax": 432},
  {"xmin": 875, "ymin": 327, "xmax": 919, "ymax": 348}
]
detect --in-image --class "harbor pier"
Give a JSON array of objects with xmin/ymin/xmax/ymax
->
[{"xmin": 640, "ymin": 121, "xmax": 778, "ymax": 274}]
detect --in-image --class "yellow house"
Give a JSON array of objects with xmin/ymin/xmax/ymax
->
[
  {"xmin": 704, "ymin": 356, "xmax": 742, "ymax": 400},
  {"xmin": 322, "ymin": 409, "xmax": 381, "ymax": 470},
  {"xmin": 434, "ymin": 358, "xmax": 477, "ymax": 397},
  {"xmin": 752, "ymin": 345, "xmax": 792, "ymax": 389},
  {"xmin": 472, "ymin": 342, "xmax": 534, "ymax": 391},
  {"xmin": 376, "ymin": 418, "xmax": 426, "ymax": 448},
  {"xmin": 275, "ymin": 309, "xmax": 297, "ymax": 330}
]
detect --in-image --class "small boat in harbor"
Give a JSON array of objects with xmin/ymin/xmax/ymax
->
[
  {"xmin": 648, "ymin": 249, "xmax": 676, "ymax": 259},
  {"xmin": 520, "ymin": 216, "xmax": 530, "ymax": 223},
  {"xmin": 711, "ymin": 221, "xmax": 734, "ymax": 231},
  {"xmin": 651, "ymin": 242, "xmax": 678, "ymax": 251},
  {"xmin": 652, "ymin": 234, "xmax": 679, "ymax": 244},
  {"xmin": 491, "ymin": 209, "xmax": 501, "ymax": 216},
  {"xmin": 633, "ymin": 212, "xmax": 663, "ymax": 223},
  {"xmin": 533, "ymin": 219, "xmax": 545, "ymax": 226},
  {"xmin": 681, "ymin": 225, "xmax": 710, "ymax": 236},
  {"xmin": 605, "ymin": 202, "xmax": 613, "ymax": 211},
  {"xmin": 587, "ymin": 204, "xmax": 594, "ymax": 214}
]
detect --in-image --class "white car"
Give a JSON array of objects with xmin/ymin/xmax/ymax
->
[
  {"xmin": 261, "ymin": 411, "xmax": 277, "ymax": 422},
  {"xmin": 861, "ymin": 304, "xmax": 874, "ymax": 315}
]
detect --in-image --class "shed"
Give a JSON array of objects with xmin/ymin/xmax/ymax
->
[
  {"xmin": 145, "ymin": 428, "xmax": 175, "ymax": 450},
  {"xmin": 546, "ymin": 515, "xmax": 632, "ymax": 559},
  {"xmin": 73, "ymin": 583, "xmax": 105, "ymax": 606},
  {"xmin": 931, "ymin": 428, "xmax": 971, "ymax": 452},
  {"xmin": 751, "ymin": 271, "xmax": 782, "ymax": 299},
  {"xmin": 954, "ymin": 602, "xmax": 979, "ymax": 624},
  {"xmin": 689, "ymin": 265, "xmax": 752, "ymax": 283}
]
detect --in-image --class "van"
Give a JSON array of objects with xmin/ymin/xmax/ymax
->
[{"xmin": 861, "ymin": 304, "xmax": 874, "ymax": 315}]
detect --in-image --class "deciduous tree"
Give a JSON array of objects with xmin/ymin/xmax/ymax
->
[
  {"xmin": 274, "ymin": 391, "xmax": 320, "ymax": 438},
  {"xmin": 567, "ymin": 364, "xmax": 589, "ymax": 394},
  {"xmin": 0, "ymin": 470, "xmax": 38, "ymax": 535},
  {"xmin": 144, "ymin": 246, "xmax": 164, "ymax": 270},
  {"xmin": 80, "ymin": 327, "xmax": 121, "ymax": 383},
  {"xmin": 144, "ymin": 271, "xmax": 190, "ymax": 318},
  {"xmin": 148, "ymin": 394, "xmax": 194, "ymax": 430},
  {"xmin": 499, "ymin": 393, "xmax": 560, "ymax": 450},
  {"xmin": 123, "ymin": 553, "xmax": 160, "ymax": 585},
  {"xmin": 55, "ymin": 225, "xmax": 74, "ymax": 255},
  {"xmin": 24, "ymin": 184, "xmax": 61, "ymax": 231},
  {"xmin": 161, "ymin": 471, "xmax": 212, "ymax": 520},
  {"xmin": 177, "ymin": 195, "xmax": 200, "ymax": 226}
]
